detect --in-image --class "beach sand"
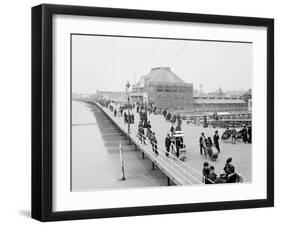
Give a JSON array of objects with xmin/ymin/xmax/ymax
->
[{"xmin": 71, "ymin": 101, "xmax": 168, "ymax": 191}]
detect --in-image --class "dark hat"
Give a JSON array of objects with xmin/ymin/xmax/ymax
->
[
  {"xmin": 203, "ymin": 162, "xmax": 209, "ymax": 167},
  {"xmin": 226, "ymin": 157, "xmax": 232, "ymax": 164}
]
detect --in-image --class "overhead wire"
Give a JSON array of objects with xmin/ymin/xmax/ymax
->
[{"xmin": 169, "ymin": 41, "xmax": 188, "ymax": 68}]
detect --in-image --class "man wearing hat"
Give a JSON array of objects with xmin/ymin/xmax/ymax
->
[
  {"xmin": 213, "ymin": 130, "xmax": 220, "ymax": 153},
  {"xmin": 199, "ymin": 132, "xmax": 206, "ymax": 155}
]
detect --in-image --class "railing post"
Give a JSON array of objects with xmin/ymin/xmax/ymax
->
[
  {"xmin": 119, "ymin": 142, "xmax": 125, "ymax": 180},
  {"xmin": 186, "ymin": 165, "xmax": 188, "ymax": 185}
]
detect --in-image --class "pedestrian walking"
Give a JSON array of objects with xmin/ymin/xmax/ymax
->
[
  {"xmin": 175, "ymin": 122, "xmax": 182, "ymax": 131},
  {"xmin": 170, "ymin": 124, "xmax": 175, "ymax": 135},
  {"xmin": 202, "ymin": 162, "xmax": 210, "ymax": 184},
  {"xmin": 138, "ymin": 126, "xmax": 145, "ymax": 144},
  {"xmin": 163, "ymin": 110, "xmax": 167, "ymax": 118},
  {"xmin": 208, "ymin": 166, "xmax": 217, "ymax": 183},
  {"xmin": 124, "ymin": 112, "xmax": 127, "ymax": 123},
  {"xmin": 146, "ymin": 126, "xmax": 152, "ymax": 140},
  {"xmin": 231, "ymin": 128, "xmax": 237, "ymax": 144},
  {"xmin": 166, "ymin": 112, "xmax": 171, "ymax": 121},
  {"xmin": 242, "ymin": 126, "xmax": 248, "ymax": 143},
  {"xmin": 203, "ymin": 115, "xmax": 208, "ymax": 128},
  {"xmin": 151, "ymin": 132, "xmax": 158, "ymax": 156},
  {"xmin": 247, "ymin": 126, "xmax": 252, "ymax": 143},
  {"xmin": 199, "ymin": 132, "xmax": 206, "ymax": 155},
  {"xmin": 213, "ymin": 130, "xmax": 220, "ymax": 153},
  {"xmin": 165, "ymin": 133, "xmax": 171, "ymax": 157},
  {"xmin": 146, "ymin": 121, "xmax": 151, "ymax": 130}
]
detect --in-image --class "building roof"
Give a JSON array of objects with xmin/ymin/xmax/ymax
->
[
  {"xmin": 132, "ymin": 76, "xmax": 144, "ymax": 89},
  {"xmin": 145, "ymin": 67, "xmax": 188, "ymax": 86},
  {"xmin": 133, "ymin": 67, "xmax": 191, "ymax": 89}
]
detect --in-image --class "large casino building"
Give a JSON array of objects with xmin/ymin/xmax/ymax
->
[{"xmin": 130, "ymin": 67, "xmax": 194, "ymax": 111}]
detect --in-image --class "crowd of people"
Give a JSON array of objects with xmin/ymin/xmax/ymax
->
[
  {"xmin": 202, "ymin": 157, "xmax": 243, "ymax": 184},
  {"xmin": 162, "ymin": 110, "xmax": 183, "ymax": 125},
  {"xmin": 123, "ymin": 111, "xmax": 134, "ymax": 124},
  {"xmin": 138, "ymin": 121, "xmax": 158, "ymax": 156},
  {"xmin": 96, "ymin": 98, "xmax": 247, "ymax": 185},
  {"xmin": 97, "ymin": 99, "xmax": 160, "ymax": 156},
  {"xmin": 136, "ymin": 102, "xmax": 161, "ymax": 115},
  {"xmin": 136, "ymin": 103, "xmax": 160, "ymax": 156},
  {"xmin": 163, "ymin": 121, "xmax": 185, "ymax": 159},
  {"xmin": 136, "ymin": 103, "xmax": 187, "ymax": 159},
  {"xmin": 165, "ymin": 132, "xmax": 185, "ymax": 159},
  {"xmin": 222, "ymin": 125, "xmax": 252, "ymax": 144}
]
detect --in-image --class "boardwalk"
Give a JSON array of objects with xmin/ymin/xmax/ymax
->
[
  {"xmin": 91, "ymin": 101, "xmax": 206, "ymax": 185},
  {"xmin": 86, "ymin": 99, "xmax": 252, "ymax": 186}
]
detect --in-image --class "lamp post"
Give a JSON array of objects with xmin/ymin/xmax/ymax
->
[
  {"xmin": 143, "ymin": 93, "xmax": 148, "ymax": 125},
  {"xmin": 126, "ymin": 81, "xmax": 131, "ymax": 134}
]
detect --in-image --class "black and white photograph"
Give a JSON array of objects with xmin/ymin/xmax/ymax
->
[
  {"xmin": 0, "ymin": 0, "xmax": 277, "ymax": 224},
  {"xmin": 29, "ymin": 3, "xmax": 274, "ymax": 222},
  {"xmin": 71, "ymin": 34, "xmax": 252, "ymax": 191}
]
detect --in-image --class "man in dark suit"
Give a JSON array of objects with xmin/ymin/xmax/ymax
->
[
  {"xmin": 242, "ymin": 125, "xmax": 248, "ymax": 143},
  {"xmin": 151, "ymin": 132, "xmax": 158, "ymax": 156},
  {"xmin": 170, "ymin": 124, "xmax": 175, "ymax": 135},
  {"xmin": 199, "ymin": 132, "xmax": 206, "ymax": 155},
  {"xmin": 202, "ymin": 162, "xmax": 210, "ymax": 184},
  {"xmin": 248, "ymin": 126, "xmax": 252, "ymax": 143},
  {"xmin": 227, "ymin": 165, "xmax": 238, "ymax": 183},
  {"xmin": 213, "ymin": 130, "xmax": 220, "ymax": 153},
  {"xmin": 165, "ymin": 133, "xmax": 171, "ymax": 157},
  {"xmin": 208, "ymin": 166, "xmax": 217, "ymax": 183}
]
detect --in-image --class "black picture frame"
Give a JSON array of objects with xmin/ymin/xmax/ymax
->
[{"xmin": 32, "ymin": 4, "xmax": 274, "ymax": 222}]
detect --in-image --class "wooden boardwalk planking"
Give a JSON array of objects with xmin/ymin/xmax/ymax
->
[{"xmin": 89, "ymin": 100, "xmax": 203, "ymax": 186}]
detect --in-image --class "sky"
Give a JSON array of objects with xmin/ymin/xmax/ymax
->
[{"xmin": 72, "ymin": 34, "xmax": 252, "ymax": 94}]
